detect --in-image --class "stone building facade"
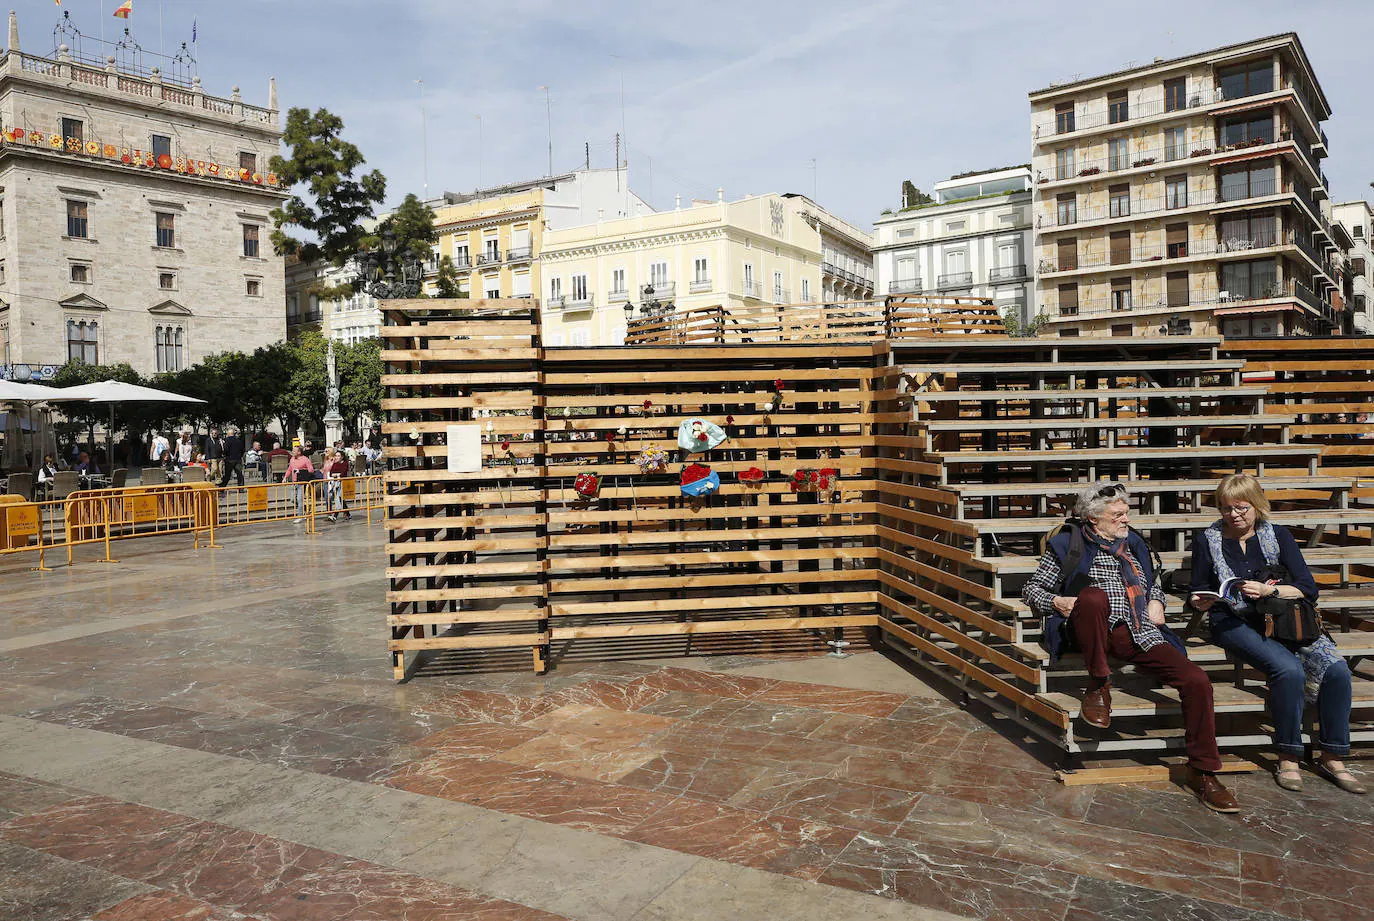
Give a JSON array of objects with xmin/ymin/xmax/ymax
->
[{"xmin": 0, "ymin": 11, "xmax": 284, "ymax": 380}]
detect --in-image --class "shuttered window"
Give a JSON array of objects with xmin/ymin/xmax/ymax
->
[
  {"xmin": 1058, "ymin": 283, "xmax": 1079, "ymax": 315},
  {"xmin": 1110, "ymin": 231, "xmax": 1131, "ymax": 265},
  {"xmin": 1167, "ymin": 271, "xmax": 1190, "ymax": 307},
  {"xmin": 1057, "ymin": 237, "xmax": 1078, "ymax": 271},
  {"xmin": 1166, "ymin": 223, "xmax": 1188, "ymax": 259}
]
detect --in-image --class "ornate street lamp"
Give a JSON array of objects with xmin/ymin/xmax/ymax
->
[
  {"xmin": 355, "ymin": 228, "xmax": 425, "ymax": 299},
  {"xmin": 638, "ymin": 283, "xmax": 675, "ymax": 319}
]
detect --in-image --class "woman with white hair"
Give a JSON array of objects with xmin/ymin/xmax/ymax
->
[{"xmin": 1023, "ymin": 482, "xmax": 1238, "ymax": 813}]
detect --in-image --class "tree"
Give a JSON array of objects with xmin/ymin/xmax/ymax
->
[
  {"xmin": 901, "ymin": 180, "xmax": 934, "ymax": 209},
  {"xmin": 269, "ymin": 107, "xmax": 387, "ymax": 267},
  {"xmin": 434, "ymin": 255, "xmax": 466, "ymax": 298},
  {"xmin": 274, "ymin": 331, "xmax": 328, "ymax": 438},
  {"xmin": 338, "ymin": 337, "xmax": 383, "ymax": 426},
  {"xmin": 364, "ymin": 192, "xmax": 437, "ymax": 263},
  {"xmin": 1002, "ymin": 307, "xmax": 1050, "ymax": 338}
]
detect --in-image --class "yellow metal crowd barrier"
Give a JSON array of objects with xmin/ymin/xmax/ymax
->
[{"xmin": 0, "ymin": 474, "xmax": 384, "ymax": 570}]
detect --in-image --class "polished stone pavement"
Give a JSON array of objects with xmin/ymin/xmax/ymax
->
[{"xmin": 0, "ymin": 523, "xmax": 1370, "ymax": 921}]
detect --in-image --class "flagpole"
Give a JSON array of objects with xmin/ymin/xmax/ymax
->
[
  {"xmin": 100, "ymin": 1, "xmax": 104, "ymax": 44},
  {"xmin": 159, "ymin": 1, "xmax": 164, "ymax": 57}
]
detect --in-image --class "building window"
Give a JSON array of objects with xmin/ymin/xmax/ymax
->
[
  {"xmin": 61, "ymin": 117, "xmax": 83, "ymax": 145},
  {"xmin": 0, "ymin": 260, "xmax": 5, "ymax": 285},
  {"xmin": 155, "ymin": 324, "xmax": 185, "ymax": 373},
  {"xmin": 693, "ymin": 257, "xmax": 708, "ymax": 284},
  {"xmin": 1056, "ymin": 193, "xmax": 1077, "ymax": 226},
  {"xmin": 151, "ymin": 134, "xmax": 172, "ymax": 159},
  {"xmin": 1057, "ymin": 283, "xmax": 1079, "ymax": 316},
  {"xmin": 773, "ymin": 270, "xmax": 784, "ymax": 300},
  {"xmin": 1166, "ymin": 223, "xmax": 1189, "ymax": 258},
  {"xmin": 0, "ymin": 322, "xmax": 8, "ymax": 365},
  {"xmin": 1111, "ymin": 278, "xmax": 1133, "ymax": 311},
  {"xmin": 1163, "ymin": 76, "xmax": 1187, "ymax": 112},
  {"xmin": 242, "ymin": 224, "xmax": 260, "ymax": 257},
  {"xmin": 945, "ymin": 220, "xmax": 966, "ymax": 233},
  {"xmin": 1165, "ymin": 175, "xmax": 1188, "ymax": 209},
  {"xmin": 1109, "ymin": 230, "xmax": 1130, "ymax": 265},
  {"xmin": 1220, "ymin": 113, "xmax": 1274, "ymax": 147},
  {"xmin": 66, "ymin": 318, "xmax": 98, "ymax": 363},
  {"xmin": 801, "ymin": 278, "xmax": 811, "ymax": 301},
  {"xmin": 239, "ymin": 151, "xmax": 257, "ymax": 173},
  {"xmin": 483, "ymin": 235, "xmax": 499, "ymax": 261},
  {"xmin": 66, "ymin": 200, "xmax": 89, "ymax": 238},
  {"xmin": 549, "ymin": 277, "xmax": 561, "ymax": 300},
  {"xmin": 70, "ymin": 263, "xmax": 90, "ymax": 283},
  {"xmin": 1221, "ymin": 259, "xmax": 1278, "ymax": 300},
  {"xmin": 1166, "ymin": 270, "xmax": 1190, "ymax": 307},
  {"xmin": 1109, "ymin": 184, "xmax": 1130, "ymax": 218},
  {"xmin": 649, "ymin": 261, "xmax": 669, "ymax": 288},
  {"xmin": 571, "ymin": 274, "xmax": 588, "ymax": 302},
  {"xmin": 246, "ymin": 278, "xmax": 262, "ymax": 297},
  {"xmin": 159, "ymin": 271, "xmax": 177, "ymax": 290},
  {"xmin": 1164, "ymin": 126, "xmax": 1186, "ymax": 162},
  {"xmin": 1108, "ymin": 138, "xmax": 1129, "ymax": 172},
  {"xmin": 1220, "ymin": 213, "xmax": 1277, "ymax": 249},
  {"xmin": 512, "ymin": 271, "xmax": 531, "ymax": 298},
  {"xmin": 453, "ymin": 242, "xmax": 470, "ymax": 268},
  {"xmin": 1055, "ymin": 147, "xmax": 1075, "ymax": 181},
  {"xmin": 611, "ymin": 268, "xmax": 626, "ymax": 295},
  {"xmin": 1218, "ymin": 163, "xmax": 1276, "ymax": 202},
  {"xmin": 1217, "ymin": 60, "xmax": 1274, "ymax": 101},
  {"xmin": 1057, "ymin": 237, "xmax": 1078, "ymax": 271},
  {"xmin": 484, "ymin": 277, "xmax": 500, "ymax": 299},
  {"xmin": 1107, "ymin": 90, "xmax": 1128, "ymax": 124},
  {"xmin": 155, "ymin": 212, "xmax": 176, "ymax": 248},
  {"xmin": 1055, "ymin": 102, "xmax": 1075, "ymax": 134}
]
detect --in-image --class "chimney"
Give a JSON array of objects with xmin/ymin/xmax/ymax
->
[
  {"xmin": 8, "ymin": 10, "xmax": 19, "ymax": 55},
  {"xmin": 717, "ymin": 187, "xmax": 724, "ymax": 202},
  {"xmin": 269, "ymin": 76, "xmax": 278, "ymax": 110}
]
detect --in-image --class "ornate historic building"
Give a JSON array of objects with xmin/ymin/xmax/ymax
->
[{"xmin": 0, "ymin": 11, "xmax": 284, "ymax": 379}]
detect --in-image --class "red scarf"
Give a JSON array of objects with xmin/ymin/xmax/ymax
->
[{"xmin": 1084, "ymin": 527, "xmax": 1149, "ymax": 635}]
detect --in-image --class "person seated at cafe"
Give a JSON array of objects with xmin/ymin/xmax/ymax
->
[
  {"xmin": 74, "ymin": 451, "xmax": 100, "ymax": 476},
  {"xmin": 36, "ymin": 454, "xmax": 58, "ymax": 485},
  {"xmin": 184, "ymin": 452, "xmax": 208, "ymax": 469}
]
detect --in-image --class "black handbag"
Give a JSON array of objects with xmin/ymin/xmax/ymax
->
[
  {"xmin": 1256, "ymin": 593, "xmax": 1323, "ymax": 644},
  {"xmin": 1252, "ymin": 563, "xmax": 1323, "ymax": 644}
]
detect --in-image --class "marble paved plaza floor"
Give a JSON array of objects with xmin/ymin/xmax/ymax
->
[{"xmin": 0, "ymin": 522, "xmax": 1370, "ymax": 921}]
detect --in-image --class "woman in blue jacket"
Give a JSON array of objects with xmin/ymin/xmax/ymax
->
[{"xmin": 1189, "ymin": 473, "xmax": 1362, "ymax": 794}]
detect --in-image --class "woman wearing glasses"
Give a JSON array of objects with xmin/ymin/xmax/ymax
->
[
  {"xmin": 1024, "ymin": 482, "xmax": 1239, "ymax": 813},
  {"xmin": 1189, "ymin": 474, "xmax": 1362, "ymax": 794}
]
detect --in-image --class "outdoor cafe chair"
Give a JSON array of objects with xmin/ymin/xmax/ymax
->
[
  {"xmin": 269, "ymin": 455, "xmax": 289, "ymax": 482},
  {"xmin": 6, "ymin": 472, "xmax": 34, "ymax": 501},
  {"xmin": 49, "ymin": 471, "xmax": 80, "ymax": 501},
  {"xmin": 110, "ymin": 468, "xmax": 128, "ymax": 489},
  {"xmin": 180, "ymin": 466, "xmax": 207, "ymax": 483},
  {"xmin": 141, "ymin": 467, "xmax": 167, "ymax": 486}
]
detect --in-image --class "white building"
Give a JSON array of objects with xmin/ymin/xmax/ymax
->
[
  {"xmin": 0, "ymin": 11, "xmax": 285, "ymax": 380},
  {"xmin": 872, "ymin": 167, "xmax": 1032, "ymax": 326},
  {"xmin": 1333, "ymin": 201, "xmax": 1372, "ymax": 335}
]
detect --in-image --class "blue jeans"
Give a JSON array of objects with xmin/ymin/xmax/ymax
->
[{"xmin": 1211, "ymin": 614, "xmax": 1351, "ymax": 756}]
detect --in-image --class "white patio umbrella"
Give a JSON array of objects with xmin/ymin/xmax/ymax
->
[
  {"xmin": 47, "ymin": 380, "xmax": 205, "ymax": 471},
  {"xmin": 0, "ymin": 380, "xmax": 70, "ymax": 402}
]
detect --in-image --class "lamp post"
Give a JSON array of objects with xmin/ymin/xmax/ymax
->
[{"xmin": 356, "ymin": 228, "xmax": 425, "ymax": 300}]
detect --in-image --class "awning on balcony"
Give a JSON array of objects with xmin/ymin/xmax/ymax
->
[{"xmin": 1215, "ymin": 302, "xmax": 1299, "ymax": 317}]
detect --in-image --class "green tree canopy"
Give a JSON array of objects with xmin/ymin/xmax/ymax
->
[
  {"xmin": 365, "ymin": 192, "xmax": 437, "ymax": 263},
  {"xmin": 434, "ymin": 255, "xmax": 465, "ymax": 298},
  {"xmin": 269, "ymin": 107, "xmax": 387, "ymax": 267}
]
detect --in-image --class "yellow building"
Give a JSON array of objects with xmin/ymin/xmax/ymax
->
[
  {"xmin": 538, "ymin": 191, "xmax": 873, "ymax": 345},
  {"xmin": 427, "ymin": 167, "xmax": 646, "ymax": 303}
]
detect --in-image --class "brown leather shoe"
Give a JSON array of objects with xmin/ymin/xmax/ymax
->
[
  {"xmin": 1186, "ymin": 768, "xmax": 1240, "ymax": 814},
  {"xmin": 1080, "ymin": 681, "xmax": 1112, "ymax": 729}
]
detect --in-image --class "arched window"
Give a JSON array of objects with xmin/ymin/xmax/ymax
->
[{"xmin": 66, "ymin": 318, "xmax": 98, "ymax": 363}]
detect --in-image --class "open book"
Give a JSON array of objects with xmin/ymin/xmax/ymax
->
[{"xmin": 1192, "ymin": 578, "xmax": 1247, "ymax": 609}]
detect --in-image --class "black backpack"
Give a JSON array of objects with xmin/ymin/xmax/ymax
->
[{"xmin": 1043, "ymin": 518, "xmax": 1179, "ymax": 596}]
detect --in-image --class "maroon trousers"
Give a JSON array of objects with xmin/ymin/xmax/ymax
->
[{"xmin": 1071, "ymin": 587, "xmax": 1223, "ymax": 772}]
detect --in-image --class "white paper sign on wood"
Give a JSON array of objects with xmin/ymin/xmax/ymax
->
[{"xmin": 446, "ymin": 424, "xmax": 483, "ymax": 473}]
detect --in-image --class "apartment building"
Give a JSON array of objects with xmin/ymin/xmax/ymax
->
[
  {"xmin": 1333, "ymin": 200, "xmax": 1372, "ymax": 335},
  {"xmin": 0, "ymin": 11, "xmax": 284, "ymax": 379},
  {"xmin": 1029, "ymin": 33, "xmax": 1340, "ymax": 338},
  {"xmin": 537, "ymin": 191, "xmax": 868, "ymax": 346},
  {"xmin": 430, "ymin": 167, "xmax": 648, "ymax": 302},
  {"xmin": 873, "ymin": 167, "xmax": 1032, "ymax": 326}
]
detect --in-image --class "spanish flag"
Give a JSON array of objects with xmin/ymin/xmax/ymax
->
[{"xmin": 113, "ymin": 1, "xmax": 132, "ymax": 18}]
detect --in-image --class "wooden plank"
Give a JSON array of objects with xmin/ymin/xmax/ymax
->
[
  {"xmin": 389, "ymin": 632, "xmax": 548, "ymax": 651},
  {"xmin": 549, "ymin": 590, "xmax": 878, "ymax": 617},
  {"xmin": 1055, "ymin": 759, "xmax": 1259, "ymax": 786},
  {"xmin": 549, "ymin": 614, "xmax": 875, "ymax": 640}
]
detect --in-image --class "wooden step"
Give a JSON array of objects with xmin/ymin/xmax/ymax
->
[
  {"xmin": 977, "ymin": 544, "xmax": 1374, "ymax": 573},
  {"xmin": 998, "ymin": 587, "xmax": 1374, "ymax": 620},
  {"xmin": 1016, "ymin": 629, "xmax": 1374, "ymax": 665},
  {"xmin": 921, "ymin": 414, "xmax": 1294, "ymax": 433},
  {"xmin": 1042, "ymin": 676, "xmax": 1374, "ymax": 719},
  {"xmin": 901, "ymin": 359, "xmax": 1243, "ymax": 375},
  {"xmin": 929, "ymin": 444, "xmax": 1321, "ymax": 465},
  {"xmin": 959, "ymin": 507, "xmax": 1374, "ymax": 537},
  {"xmin": 940, "ymin": 475, "xmax": 1355, "ymax": 498},
  {"xmin": 911, "ymin": 386, "xmax": 1268, "ymax": 404}
]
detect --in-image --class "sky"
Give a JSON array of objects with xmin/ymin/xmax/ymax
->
[{"xmin": 16, "ymin": 0, "xmax": 1374, "ymax": 230}]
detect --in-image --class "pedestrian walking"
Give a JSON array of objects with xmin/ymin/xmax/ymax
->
[
  {"xmin": 218, "ymin": 426, "xmax": 245, "ymax": 487},
  {"xmin": 203, "ymin": 427, "xmax": 224, "ymax": 482},
  {"xmin": 283, "ymin": 445, "xmax": 316, "ymax": 521}
]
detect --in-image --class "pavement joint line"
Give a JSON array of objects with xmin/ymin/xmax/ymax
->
[
  {"xmin": 0, "ymin": 714, "xmax": 965, "ymax": 921},
  {"xmin": 0, "ymin": 568, "xmax": 383, "ymax": 654}
]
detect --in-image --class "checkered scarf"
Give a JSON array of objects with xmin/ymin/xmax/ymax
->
[{"xmin": 1083, "ymin": 526, "xmax": 1149, "ymax": 636}]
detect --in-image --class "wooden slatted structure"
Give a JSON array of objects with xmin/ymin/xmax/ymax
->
[
  {"xmin": 624, "ymin": 295, "xmax": 1004, "ymax": 345},
  {"xmin": 540, "ymin": 342, "xmax": 887, "ymax": 652},
  {"xmin": 382, "ymin": 300, "xmax": 548, "ymax": 679},
  {"xmin": 873, "ymin": 334, "xmax": 1374, "ymax": 762}
]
